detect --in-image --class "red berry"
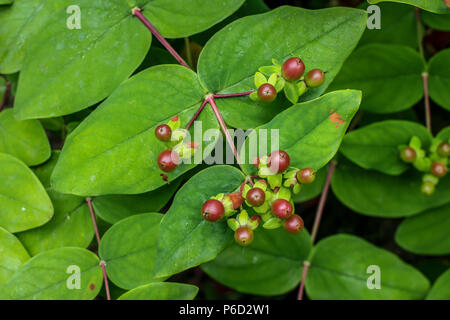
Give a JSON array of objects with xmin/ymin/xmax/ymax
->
[
  {"xmin": 227, "ymin": 192, "xmax": 244, "ymax": 210},
  {"xmin": 305, "ymin": 69, "xmax": 325, "ymax": 88},
  {"xmin": 284, "ymin": 214, "xmax": 304, "ymax": 234},
  {"xmin": 400, "ymin": 146, "xmax": 416, "ymax": 163},
  {"xmin": 246, "ymin": 187, "xmax": 266, "ymax": 207},
  {"xmin": 250, "ymin": 215, "xmax": 261, "ymax": 225},
  {"xmin": 268, "ymin": 150, "xmax": 290, "ymax": 173},
  {"xmin": 201, "ymin": 199, "xmax": 225, "ymax": 221},
  {"xmin": 257, "ymin": 83, "xmax": 277, "ymax": 102},
  {"xmin": 157, "ymin": 150, "xmax": 180, "ymax": 172},
  {"xmin": 431, "ymin": 161, "xmax": 447, "ymax": 178},
  {"xmin": 271, "ymin": 199, "xmax": 293, "ymax": 219},
  {"xmin": 155, "ymin": 124, "xmax": 172, "ymax": 141},
  {"xmin": 282, "ymin": 57, "xmax": 305, "ymax": 81},
  {"xmin": 297, "ymin": 168, "xmax": 316, "ymax": 184},
  {"xmin": 234, "ymin": 227, "xmax": 253, "ymax": 246},
  {"xmin": 438, "ymin": 142, "xmax": 450, "ymax": 158}
]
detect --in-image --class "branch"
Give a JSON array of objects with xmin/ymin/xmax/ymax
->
[
  {"xmin": 415, "ymin": 8, "xmax": 424, "ymax": 59},
  {"xmin": 132, "ymin": 8, "xmax": 190, "ymax": 69},
  {"xmin": 186, "ymin": 98, "xmax": 208, "ymax": 130},
  {"xmin": 422, "ymin": 72, "xmax": 432, "ymax": 132}
]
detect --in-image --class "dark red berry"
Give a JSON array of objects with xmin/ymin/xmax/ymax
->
[
  {"xmin": 246, "ymin": 187, "xmax": 266, "ymax": 207},
  {"xmin": 271, "ymin": 199, "xmax": 293, "ymax": 219},
  {"xmin": 400, "ymin": 146, "xmax": 416, "ymax": 163},
  {"xmin": 421, "ymin": 181, "xmax": 435, "ymax": 195},
  {"xmin": 155, "ymin": 124, "xmax": 172, "ymax": 141},
  {"xmin": 268, "ymin": 150, "xmax": 290, "ymax": 173},
  {"xmin": 258, "ymin": 83, "xmax": 277, "ymax": 102},
  {"xmin": 437, "ymin": 142, "xmax": 450, "ymax": 158},
  {"xmin": 284, "ymin": 214, "xmax": 304, "ymax": 234},
  {"xmin": 250, "ymin": 215, "xmax": 261, "ymax": 225},
  {"xmin": 305, "ymin": 69, "xmax": 325, "ymax": 88},
  {"xmin": 431, "ymin": 161, "xmax": 447, "ymax": 178},
  {"xmin": 201, "ymin": 199, "xmax": 225, "ymax": 221},
  {"xmin": 234, "ymin": 227, "xmax": 253, "ymax": 246},
  {"xmin": 297, "ymin": 168, "xmax": 316, "ymax": 184},
  {"xmin": 157, "ymin": 150, "xmax": 180, "ymax": 172},
  {"xmin": 282, "ymin": 57, "xmax": 305, "ymax": 81},
  {"xmin": 227, "ymin": 192, "xmax": 244, "ymax": 210}
]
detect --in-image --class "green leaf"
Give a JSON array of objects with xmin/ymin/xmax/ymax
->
[
  {"xmin": 283, "ymin": 82, "xmax": 299, "ymax": 104},
  {"xmin": 0, "ymin": 247, "xmax": 102, "ymax": 300},
  {"xmin": 17, "ymin": 189, "xmax": 94, "ymax": 256},
  {"xmin": 340, "ymin": 120, "xmax": 432, "ymax": 175},
  {"xmin": 428, "ymin": 48, "xmax": 450, "ymax": 111},
  {"xmin": 0, "ymin": 227, "xmax": 30, "ymax": 285},
  {"xmin": 40, "ymin": 117, "xmax": 64, "ymax": 132},
  {"xmin": 51, "ymin": 65, "xmax": 217, "ymax": 196},
  {"xmin": 422, "ymin": 11, "xmax": 450, "ymax": 30},
  {"xmin": 0, "ymin": 108, "xmax": 50, "ymax": 166},
  {"xmin": 306, "ymin": 234, "xmax": 430, "ymax": 300},
  {"xmin": 118, "ymin": 282, "xmax": 199, "ymax": 300},
  {"xmin": 331, "ymin": 158, "xmax": 450, "ymax": 217},
  {"xmin": 33, "ymin": 151, "xmax": 60, "ymax": 188},
  {"xmin": 99, "ymin": 213, "xmax": 164, "ymax": 290},
  {"xmin": 426, "ymin": 269, "xmax": 450, "ymax": 300},
  {"xmin": 14, "ymin": 0, "xmax": 151, "ymax": 120},
  {"xmin": 155, "ymin": 165, "xmax": 245, "ymax": 279},
  {"xmin": 197, "ymin": 6, "xmax": 367, "ymax": 128},
  {"xmin": 358, "ymin": 2, "xmax": 419, "ymax": 48},
  {"xmin": 437, "ymin": 126, "xmax": 450, "ymax": 141},
  {"xmin": 0, "ymin": 0, "xmax": 13, "ymax": 5},
  {"xmin": 202, "ymin": 228, "xmax": 311, "ymax": 295},
  {"xmin": 395, "ymin": 204, "xmax": 450, "ymax": 255},
  {"xmin": 367, "ymin": 0, "xmax": 450, "ymax": 14},
  {"xmin": 141, "ymin": 0, "xmax": 245, "ymax": 38},
  {"xmin": 292, "ymin": 165, "xmax": 329, "ymax": 203},
  {"xmin": 328, "ymin": 44, "xmax": 424, "ymax": 113},
  {"xmin": 0, "ymin": 153, "xmax": 53, "ymax": 232},
  {"xmin": 241, "ymin": 90, "xmax": 361, "ymax": 175}
]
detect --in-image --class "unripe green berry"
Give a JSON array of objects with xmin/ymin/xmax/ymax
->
[
  {"xmin": 400, "ymin": 146, "xmax": 416, "ymax": 163},
  {"xmin": 246, "ymin": 187, "xmax": 266, "ymax": 207},
  {"xmin": 234, "ymin": 227, "xmax": 254, "ymax": 246},
  {"xmin": 257, "ymin": 83, "xmax": 277, "ymax": 102},
  {"xmin": 421, "ymin": 181, "xmax": 435, "ymax": 195},
  {"xmin": 437, "ymin": 142, "xmax": 450, "ymax": 158},
  {"xmin": 305, "ymin": 69, "xmax": 325, "ymax": 88},
  {"xmin": 201, "ymin": 199, "xmax": 225, "ymax": 222},
  {"xmin": 284, "ymin": 214, "xmax": 304, "ymax": 234},
  {"xmin": 296, "ymin": 168, "xmax": 316, "ymax": 184},
  {"xmin": 282, "ymin": 57, "xmax": 305, "ymax": 81},
  {"xmin": 431, "ymin": 161, "xmax": 447, "ymax": 178}
]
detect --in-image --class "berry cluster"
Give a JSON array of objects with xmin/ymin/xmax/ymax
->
[
  {"xmin": 200, "ymin": 150, "xmax": 316, "ymax": 246},
  {"xmin": 250, "ymin": 57, "xmax": 326, "ymax": 104},
  {"xmin": 399, "ymin": 136, "xmax": 449, "ymax": 195},
  {"xmin": 155, "ymin": 116, "xmax": 197, "ymax": 173}
]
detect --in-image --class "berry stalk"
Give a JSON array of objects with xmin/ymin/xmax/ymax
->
[
  {"xmin": 422, "ymin": 72, "xmax": 432, "ymax": 132},
  {"xmin": 132, "ymin": 8, "xmax": 190, "ymax": 69},
  {"xmin": 213, "ymin": 91, "xmax": 254, "ymax": 99}
]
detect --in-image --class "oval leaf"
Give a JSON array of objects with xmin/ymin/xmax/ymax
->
[
  {"xmin": 155, "ymin": 165, "xmax": 245, "ymax": 278},
  {"xmin": 197, "ymin": 6, "xmax": 367, "ymax": 129},
  {"xmin": 202, "ymin": 228, "xmax": 312, "ymax": 295},
  {"xmin": 118, "ymin": 282, "xmax": 199, "ymax": 300},
  {"xmin": 429, "ymin": 48, "xmax": 450, "ymax": 111},
  {"xmin": 0, "ymin": 247, "xmax": 102, "ymax": 300},
  {"xmin": 422, "ymin": 11, "xmax": 450, "ymax": 31},
  {"xmin": 0, "ymin": 227, "xmax": 30, "ymax": 285},
  {"xmin": 395, "ymin": 204, "xmax": 450, "ymax": 255},
  {"xmin": 340, "ymin": 120, "xmax": 432, "ymax": 175},
  {"xmin": 306, "ymin": 234, "xmax": 430, "ymax": 300},
  {"xmin": 99, "ymin": 213, "xmax": 163, "ymax": 290},
  {"xmin": 0, "ymin": 153, "xmax": 53, "ymax": 232},
  {"xmin": 368, "ymin": 0, "xmax": 450, "ymax": 14},
  {"xmin": 328, "ymin": 44, "xmax": 424, "ymax": 113},
  {"xmin": 426, "ymin": 268, "xmax": 450, "ymax": 300}
]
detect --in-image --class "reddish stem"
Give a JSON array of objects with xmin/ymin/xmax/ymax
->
[
  {"xmin": 213, "ymin": 91, "xmax": 254, "ymax": 99},
  {"xmin": 297, "ymin": 261, "xmax": 310, "ymax": 300},
  {"xmin": 86, "ymin": 197, "xmax": 111, "ymax": 301},
  {"xmin": 0, "ymin": 81, "xmax": 11, "ymax": 112},
  {"xmin": 132, "ymin": 8, "xmax": 190, "ymax": 69},
  {"xmin": 186, "ymin": 99, "xmax": 208, "ymax": 130},
  {"xmin": 422, "ymin": 72, "xmax": 432, "ymax": 132}
]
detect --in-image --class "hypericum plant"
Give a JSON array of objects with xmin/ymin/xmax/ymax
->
[{"xmin": 0, "ymin": 0, "xmax": 449, "ymax": 303}]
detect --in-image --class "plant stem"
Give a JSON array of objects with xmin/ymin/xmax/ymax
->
[
  {"xmin": 0, "ymin": 81, "xmax": 11, "ymax": 112},
  {"xmin": 86, "ymin": 197, "xmax": 111, "ymax": 301},
  {"xmin": 415, "ymin": 8, "xmax": 424, "ymax": 59},
  {"xmin": 184, "ymin": 37, "xmax": 193, "ymax": 68},
  {"xmin": 422, "ymin": 72, "xmax": 432, "ymax": 132},
  {"xmin": 186, "ymin": 99, "xmax": 208, "ymax": 130},
  {"xmin": 213, "ymin": 91, "xmax": 254, "ymax": 99},
  {"xmin": 132, "ymin": 8, "xmax": 190, "ymax": 69},
  {"xmin": 297, "ymin": 161, "xmax": 337, "ymax": 300}
]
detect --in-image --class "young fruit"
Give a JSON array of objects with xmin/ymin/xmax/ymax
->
[
  {"xmin": 250, "ymin": 215, "xmax": 261, "ymax": 225},
  {"xmin": 282, "ymin": 57, "xmax": 305, "ymax": 81},
  {"xmin": 438, "ymin": 142, "xmax": 450, "ymax": 158},
  {"xmin": 271, "ymin": 199, "xmax": 293, "ymax": 219},
  {"xmin": 297, "ymin": 168, "xmax": 316, "ymax": 184},
  {"xmin": 226, "ymin": 192, "xmax": 245, "ymax": 210},
  {"xmin": 157, "ymin": 150, "xmax": 180, "ymax": 172},
  {"xmin": 431, "ymin": 161, "xmax": 447, "ymax": 178},
  {"xmin": 400, "ymin": 146, "xmax": 416, "ymax": 163},
  {"xmin": 284, "ymin": 214, "xmax": 304, "ymax": 234},
  {"xmin": 421, "ymin": 181, "xmax": 435, "ymax": 195},
  {"xmin": 155, "ymin": 124, "xmax": 172, "ymax": 141},
  {"xmin": 268, "ymin": 150, "xmax": 290, "ymax": 173},
  {"xmin": 201, "ymin": 199, "xmax": 225, "ymax": 222},
  {"xmin": 246, "ymin": 187, "xmax": 266, "ymax": 207},
  {"xmin": 305, "ymin": 69, "xmax": 325, "ymax": 88},
  {"xmin": 234, "ymin": 227, "xmax": 254, "ymax": 246},
  {"xmin": 258, "ymin": 83, "xmax": 277, "ymax": 102}
]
